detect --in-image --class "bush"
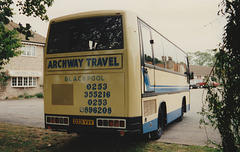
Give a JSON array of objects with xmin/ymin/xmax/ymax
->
[
  {"xmin": 18, "ymin": 94, "xmax": 24, "ymax": 99},
  {"xmin": 20, "ymin": 93, "xmax": 34, "ymax": 99},
  {"xmin": 35, "ymin": 93, "xmax": 44, "ymax": 98},
  {"xmin": 25, "ymin": 95, "xmax": 34, "ymax": 99},
  {"xmin": 17, "ymin": 93, "xmax": 44, "ymax": 99}
]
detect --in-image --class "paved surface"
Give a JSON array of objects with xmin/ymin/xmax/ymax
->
[
  {"xmin": 159, "ymin": 89, "xmax": 221, "ymax": 146},
  {"xmin": 0, "ymin": 89, "xmax": 221, "ymax": 146},
  {"xmin": 0, "ymin": 98, "xmax": 44, "ymax": 128}
]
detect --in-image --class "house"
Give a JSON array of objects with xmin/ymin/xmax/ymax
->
[
  {"xmin": 190, "ymin": 65, "xmax": 214, "ymax": 79},
  {"xmin": 189, "ymin": 65, "xmax": 215, "ymax": 86},
  {"xmin": 0, "ymin": 22, "xmax": 45, "ymax": 100}
]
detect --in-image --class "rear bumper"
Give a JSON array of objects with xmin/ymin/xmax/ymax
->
[{"xmin": 45, "ymin": 114, "xmax": 142, "ymax": 134}]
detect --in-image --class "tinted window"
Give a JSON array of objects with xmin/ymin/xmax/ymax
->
[
  {"xmin": 162, "ymin": 39, "xmax": 178, "ymax": 72},
  {"xmin": 141, "ymin": 25, "xmax": 153, "ymax": 65},
  {"xmin": 47, "ymin": 16, "xmax": 123, "ymax": 54},
  {"xmin": 177, "ymin": 51, "xmax": 187, "ymax": 74},
  {"xmin": 152, "ymin": 32, "xmax": 165, "ymax": 68}
]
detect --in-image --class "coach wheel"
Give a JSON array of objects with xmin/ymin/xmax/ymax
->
[
  {"xmin": 150, "ymin": 108, "xmax": 164, "ymax": 140},
  {"xmin": 177, "ymin": 101, "xmax": 185, "ymax": 122}
]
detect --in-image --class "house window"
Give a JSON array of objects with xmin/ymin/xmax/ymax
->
[
  {"xmin": 12, "ymin": 77, "xmax": 17, "ymax": 86},
  {"xmin": 24, "ymin": 77, "xmax": 28, "ymax": 86},
  {"xmin": 11, "ymin": 77, "xmax": 37, "ymax": 87},
  {"xmin": 21, "ymin": 45, "xmax": 36, "ymax": 57},
  {"xmin": 18, "ymin": 77, "xmax": 23, "ymax": 86}
]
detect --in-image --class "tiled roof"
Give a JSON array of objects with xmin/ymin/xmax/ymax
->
[
  {"xmin": 5, "ymin": 22, "xmax": 46, "ymax": 44},
  {"xmin": 189, "ymin": 65, "xmax": 214, "ymax": 77}
]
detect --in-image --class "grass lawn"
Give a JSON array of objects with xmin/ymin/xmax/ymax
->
[{"xmin": 0, "ymin": 123, "xmax": 219, "ymax": 152}]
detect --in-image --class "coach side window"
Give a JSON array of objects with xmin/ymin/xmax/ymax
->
[
  {"xmin": 152, "ymin": 32, "xmax": 165, "ymax": 68},
  {"xmin": 141, "ymin": 25, "xmax": 153, "ymax": 65},
  {"xmin": 177, "ymin": 51, "xmax": 187, "ymax": 74},
  {"xmin": 162, "ymin": 39, "xmax": 178, "ymax": 72}
]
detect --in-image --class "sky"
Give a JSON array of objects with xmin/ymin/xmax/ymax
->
[{"xmin": 11, "ymin": 0, "xmax": 226, "ymax": 53}]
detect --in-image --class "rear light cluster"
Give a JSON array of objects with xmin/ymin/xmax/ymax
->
[
  {"xmin": 46, "ymin": 116, "xmax": 69, "ymax": 126},
  {"xmin": 97, "ymin": 118, "xmax": 126, "ymax": 129}
]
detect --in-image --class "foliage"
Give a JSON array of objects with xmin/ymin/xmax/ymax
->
[
  {"xmin": 35, "ymin": 92, "xmax": 44, "ymax": 98},
  {"xmin": 18, "ymin": 94, "xmax": 24, "ymax": 99},
  {"xmin": 188, "ymin": 49, "xmax": 217, "ymax": 67},
  {"xmin": 0, "ymin": 72, "xmax": 10, "ymax": 86},
  {"xmin": 200, "ymin": 0, "xmax": 240, "ymax": 151},
  {"xmin": 0, "ymin": 23, "xmax": 22, "ymax": 70},
  {"xmin": 18, "ymin": 92, "xmax": 44, "ymax": 99},
  {"xmin": 0, "ymin": 0, "xmax": 54, "ymax": 70}
]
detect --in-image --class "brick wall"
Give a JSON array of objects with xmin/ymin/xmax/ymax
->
[{"xmin": 0, "ymin": 43, "xmax": 44, "ymax": 100}]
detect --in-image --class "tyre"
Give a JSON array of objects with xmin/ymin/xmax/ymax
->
[
  {"xmin": 150, "ymin": 108, "xmax": 164, "ymax": 140},
  {"xmin": 176, "ymin": 103, "xmax": 185, "ymax": 122}
]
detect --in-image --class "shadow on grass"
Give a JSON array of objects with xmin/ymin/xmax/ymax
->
[{"xmin": 50, "ymin": 133, "xmax": 150, "ymax": 152}]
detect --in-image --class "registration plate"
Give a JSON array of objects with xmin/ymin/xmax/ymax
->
[{"xmin": 73, "ymin": 119, "xmax": 94, "ymax": 125}]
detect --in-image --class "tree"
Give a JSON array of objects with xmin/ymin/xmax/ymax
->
[
  {"xmin": 188, "ymin": 49, "xmax": 217, "ymax": 67},
  {"xmin": 0, "ymin": 0, "xmax": 54, "ymax": 70},
  {"xmin": 200, "ymin": 0, "xmax": 240, "ymax": 151},
  {"xmin": 0, "ymin": 0, "xmax": 53, "ymax": 86}
]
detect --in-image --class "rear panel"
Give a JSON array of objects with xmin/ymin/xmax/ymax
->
[
  {"xmin": 44, "ymin": 69, "xmax": 125, "ymax": 117},
  {"xmin": 44, "ymin": 11, "xmax": 142, "ymax": 134}
]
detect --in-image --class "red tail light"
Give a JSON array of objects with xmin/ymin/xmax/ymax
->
[
  {"xmin": 51, "ymin": 117, "xmax": 55, "ymax": 123},
  {"xmin": 46, "ymin": 116, "xmax": 69, "ymax": 126},
  {"xmin": 114, "ymin": 120, "xmax": 120, "ymax": 127},
  {"xmin": 96, "ymin": 118, "xmax": 126, "ymax": 129},
  {"xmin": 109, "ymin": 120, "xmax": 114, "ymax": 126}
]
